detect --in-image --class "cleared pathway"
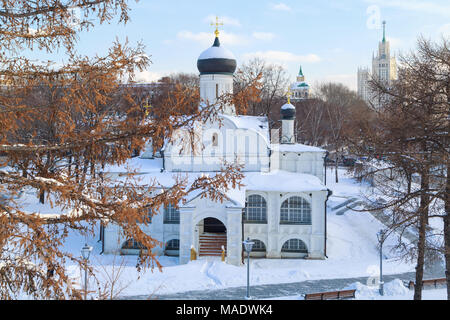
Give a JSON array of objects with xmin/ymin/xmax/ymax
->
[{"xmin": 120, "ymin": 269, "xmax": 443, "ymax": 300}]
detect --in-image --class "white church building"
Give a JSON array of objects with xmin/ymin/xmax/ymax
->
[{"xmin": 102, "ymin": 28, "xmax": 331, "ymax": 266}]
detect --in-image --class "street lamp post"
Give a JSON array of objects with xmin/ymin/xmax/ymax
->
[
  {"xmin": 81, "ymin": 243, "xmax": 93, "ymax": 300},
  {"xmin": 243, "ymin": 238, "xmax": 254, "ymax": 300},
  {"xmin": 376, "ymin": 229, "xmax": 386, "ymax": 296}
]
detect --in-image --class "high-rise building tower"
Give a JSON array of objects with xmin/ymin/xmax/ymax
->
[
  {"xmin": 357, "ymin": 67, "xmax": 370, "ymax": 102},
  {"xmin": 357, "ymin": 21, "xmax": 397, "ymax": 106},
  {"xmin": 372, "ymin": 21, "xmax": 398, "ymax": 84}
]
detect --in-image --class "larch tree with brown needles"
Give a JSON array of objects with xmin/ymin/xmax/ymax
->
[
  {"xmin": 345, "ymin": 37, "xmax": 449, "ymax": 300},
  {"xmin": 0, "ymin": 0, "xmax": 261, "ymax": 299}
]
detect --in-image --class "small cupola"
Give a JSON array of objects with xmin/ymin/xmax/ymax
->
[
  {"xmin": 280, "ymin": 88, "xmax": 296, "ymax": 120},
  {"xmin": 280, "ymin": 88, "xmax": 296, "ymax": 144},
  {"xmin": 281, "ymin": 102, "xmax": 296, "ymax": 120},
  {"xmin": 197, "ymin": 21, "xmax": 237, "ymax": 75}
]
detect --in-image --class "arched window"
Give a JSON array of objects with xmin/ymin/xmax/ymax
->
[
  {"xmin": 281, "ymin": 239, "xmax": 308, "ymax": 253},
  {"xmin": 251, "ymin": 239, "xmax": 266, "ymax": 252},
  {"xmin": 244, "ymin": 195, "xmax": 267, "ymax": 223},
  {"xmin": 165, "ymin": 239, "xmax": 180, "ymax": 257},
  {"xmin": 280, "ymin": 196, "xmax": 311, "ymax": 225},
  {"xmin": 122, "ymin": 239, "xmax": 145, "ymax": 250},
  {"xmin": 212, "ymin": 133, "xmax": 219, "ymax": 147},
  {"xmin": 164, "ymin": 204, "xmax": 180, "ymax": 224},
  {"xmin": 165, "ymin": 239, "xmax": 180, "ymax": 251}
]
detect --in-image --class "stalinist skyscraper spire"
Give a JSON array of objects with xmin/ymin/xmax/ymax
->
[
  {"xmin": 372, "ymin": 20, "xmax": 397, "ymax": 84},
  {"xmin": 357, "ymin": 20, "xmax": 398, "ymax": 107}
]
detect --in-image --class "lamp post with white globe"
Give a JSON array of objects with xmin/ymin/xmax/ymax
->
[
  {"xmin": 81, "ymin": 243, "xmax": 93, "ymax": 300},
  {"xmin": 376, "ymin": 229, "xmax": 387, "ymax": 296},
  {"xmin": 243, "ymin": 238, "xmax": 254, "ymax": 300}
]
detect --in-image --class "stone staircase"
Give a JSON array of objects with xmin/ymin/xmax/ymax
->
[
  {"xmin": 199, "ymin": 233, "xmax": 227, "ymax": 257},
  {"xmin": 332, "ymin": 197, "xmax": 365, "ymax": 216},
  {"xmin": 331, "ymin": 197, "xmax": 419, "ymax": 244}
]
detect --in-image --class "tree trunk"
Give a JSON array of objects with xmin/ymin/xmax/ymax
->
[
  {"xmin": 90, "ymin": 162, "xmax": 95, "ymax": 178},
  {"xmin": 75, "ymin": 160, "xmax": 79, "ymax": 184},
  {"xmin": 444, "ymin": 93, "xmax": 450, "ymax": 300},
  {"xmin": 39, "ymin": 189, "xmax": 45, "ymax": 204},
  {"xmin": 444, "ymin": 163, "xmax": 450, "ymax": 300},
  {"xmin": 414, "ymin": 212, "xmax": 427, "ymax": 300},
  {"xmin": 406, "ymin": 171, "xmax": 412, "ymax": 194},
  {"xmin": 335, "ymin": 152, "xmax": 339, "ymax": 183},
  {"xmin": 414, "ymin": 169, "xmax": 429, "ymax": 300},
  {"xmin": 68, "ymin": 155, "xmax": 72, "ymax": 176}
]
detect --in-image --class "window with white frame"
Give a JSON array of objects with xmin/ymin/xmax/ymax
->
[
  {"xmin": 165, "ymin": 239, "xmax": 180, "ymax": 250},
  {"xmin": 164, "ymin": 204, "xmax": 180, "ymax": 224},
  {"xmin": 251, "ymin": 239, "xmax": 266, "ymax": 252},
  {"xmin": 244, "ymin": 194, "xmax": 267, "ymax": 223},
  {"xmin": 281, "ymin": 239, "xmax": 308, "ymax": 253},
  {"xmin": 122, "ymin": 239, "xmax": 145, "ymax": 250},
  {"xmin": 280, "ymin": 196, "xmax": 311, "ymax": 224}
]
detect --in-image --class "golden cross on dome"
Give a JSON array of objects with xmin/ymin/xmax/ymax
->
[
  {"xmin": 143, "ymin": 99, "xmax": 152, "ymax": 116},
  {"xmin": 286, "ymin": 88, "xmax": 292, "ymax": 104},
  {"xmin": 211, "ymin": 16, "xmax": 224, "ymax": 38}
]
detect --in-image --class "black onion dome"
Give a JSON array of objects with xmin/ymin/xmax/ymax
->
[
  {"xmin": 280, "ymin": 103, "xmax": 296, "ymax": 120},
  {"xmin": 197, "ymin": 37, "xmax": 237, "ymax": 75}
]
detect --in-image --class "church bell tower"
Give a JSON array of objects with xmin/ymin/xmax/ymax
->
[
  {"xmin": 197, "ymin": 17, "xmax": 237, "ymax": 115},
  {"xmin": 280, "ymin": 89, "xmax": 296, "ymax": 144}
]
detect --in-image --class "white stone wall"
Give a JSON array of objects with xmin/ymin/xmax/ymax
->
[
  {"xmin": 243, "ymin": 190, "xmax": 326, "ymax": 260},
  {"xmin": 164, "ymin": 118, "xmax": 270, "ymax": 173},
  {"xmin": 103, "ymin": 205, "xmax": 178, "ymax": 256},
  {"xmin": 178, "ymin": 197, "xmax": 243, "ymax": 266},
  {"xmin": 103, "ymin": 188, "xmax": 327, "ymax": 262},
  {"xmin": 199, "ymin": 74, "xmax": 235, "ymax": 115},
  {"xmin": 271, "ymin": 151, "xmax": 325, "ymax": 182},
  {"xmin": 281, "ymin": 120, "xmax": 295, "ymax": 144}
]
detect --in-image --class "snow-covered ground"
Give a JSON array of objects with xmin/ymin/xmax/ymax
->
[
  {"xmin": 59, "ymin": 168, "xmax": 420, "ymax": 298},
  {"xmin": 269, "ymin": 279, "xmax": 447, "ymax": 300}
]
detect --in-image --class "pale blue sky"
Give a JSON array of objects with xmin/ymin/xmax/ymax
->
[{"xmin": 31, "ymin": 0, "xmax": 450, "ymax": 90}]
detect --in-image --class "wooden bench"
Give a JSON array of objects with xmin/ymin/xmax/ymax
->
[
  {"xmin": 304, "ymin": 289, "xmax": 356, "ymax": 300},
  {"xmin": 408, "ymin": 278, "xmax": 446, "ymax": 290}
]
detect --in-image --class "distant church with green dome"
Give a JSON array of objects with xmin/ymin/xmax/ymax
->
[{"xmin": 290, "ymin": 66, "xmax": 310, "ymax": 101}]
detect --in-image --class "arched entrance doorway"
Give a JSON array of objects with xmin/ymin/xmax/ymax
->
[
  {"xmin": 203, "ymin": 217, "xmax": 226, "ymax": 233},
  {"xmin": 196, "ymin": 217, "xmax": 227, "ymax": 257}
]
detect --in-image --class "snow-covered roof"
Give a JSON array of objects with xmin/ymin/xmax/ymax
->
[
  {"xmin": 244, "ymin": 170, "xmax": 327, "ymax": 193},
  {"xmin": 198, "ymin": 46, "xmax": 236, "ymax": 60},
  {"xmin": 281, "ymin": 103, "xmax": 295, "ymax": 110},
  {"xmin": 107, "ymin": 157, "xmax": 163, "ymax": 174},
  {"xmin": 105, "ymin": 155, "xmax": 326, "ymax": 202},
  {"xmin": 184, "ymin": 185, "xmax": 246, "ymax": 208},
  {"xmin": 271, "ymin": 143, "xmax": 326, "ymax": 153},
  {"xmin": 180, "ymin": 170, "xmax": 328, "ymax": 207},
  {"xmin": 221, "ymin": 114, "xmax": 270, "ymax": 144}
]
